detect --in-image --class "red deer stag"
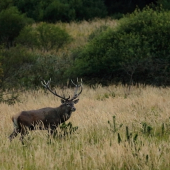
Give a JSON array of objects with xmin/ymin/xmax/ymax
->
[{"xmin": 9, "ymin": 79, "xmax": 82, "ymax": 142}]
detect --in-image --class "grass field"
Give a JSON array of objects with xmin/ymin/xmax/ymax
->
[
  {"xmin": 53, "ymin": 18, "xmax": 118, "ymax": 56},
  {"xmin": 1, "ymin": 84, "xmax": 170, "ymax": 170}
]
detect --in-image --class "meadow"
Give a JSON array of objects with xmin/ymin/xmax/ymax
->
[{"xmin": 1, "ymin": 84, "xmax": 170, "ymax": 170}]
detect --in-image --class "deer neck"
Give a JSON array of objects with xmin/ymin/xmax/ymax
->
[{"xmin": 58, "ymin": 105, "xmax": 72, "ymax": 120}]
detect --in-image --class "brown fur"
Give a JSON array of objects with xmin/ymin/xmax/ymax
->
[{"xmin": 9, "ymin": 99, "xmax": 79, "ymax": 142}]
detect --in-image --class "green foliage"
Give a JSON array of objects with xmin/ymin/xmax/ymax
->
[
  {"xmin": 44, "ymin": 0, "xmax": 75, "ymax": 22},
  {"xmin": 0, "ymin": 44, "xmax": 70, "ymax": 89},
  {"xmin": 36, "ymin": 22, "xmax": 72, "ymax": 52},
  {"xmin": 88, "ymin": 25, "xmax": 108, "ymax": 41},
  {"xmin": 13, "ymin": 0, "xmax": 46, "ymax": 21},
  {"xmin": 0, "ymin": 46, "xmax": 38, "ymax": 88},
  {"xmin": 117, "ymin": 126, "xmax": 138, "ymax": 144},
  {"xmin": 157, "ymin": 0, "xmax": 170, "ymax": 10},
  {"xmin": 0, "ymin": 0, "xmax": 158, "ymax": 23},
  {"xmin": 67, "ymin": 7, "xmax": 170, "ymax": 85},
  {"xmin": 48, "ymin": 122, "xmax": 78, "ymax": 140},
  {"xmin": 44, "ymin": 0, "xmax": 107, "ymax": 22},
  {"xmin": 12, "ymin": 0, "xmax": 107, "ymax": 22},
  {"xmin": 58, "ymin": 122, "xmax": 78, "ymax": 137},
  {"xmin": 16, "ymin": 23, "xmax": 72, "ymax": 52},
  {"xmin": 96, "ymin": 91, "xmax": 115, "ymax": 101},
  {"xmin": 0, "ymin": 7, "xmax": 33, "ymax": 48},
  {"xmin": 118, "ymin": 7, "xmax": 170, "ymax": 85},
  {"xmin": 66, "ymin": 29, "xmax": 124, "ymax": 81},
  {"xmin": 15, "ymin": 25, "xmax": 39, "ymax": 51},
  {"xmin": 108, "ymin": 116, "xmax": 123, "ymax": 133},
  {"xmin": 142, "ymin": 122, "xmax": 153, "ymax": 135},
  {"xmin": 26, "ymin": 54, "xmax": 66, "ymax": 87},
  {"xmin": 0, "ymin": 0, "xmax": 14, "ymax": 12}
]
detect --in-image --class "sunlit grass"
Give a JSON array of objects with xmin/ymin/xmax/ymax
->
[
  {"xmin": 52, "ymin": 18, "xmax": 118, "ymax": 56},
  {"xmin": 1, "ymin": 84, "xmax": 170, "ymax": 169}
]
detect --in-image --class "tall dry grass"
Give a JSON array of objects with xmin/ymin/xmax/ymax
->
[
  {"xmin": 53, "ymin": 18, "xmax": 118, "ymax": 56},
  {"xmin": 1, "ymin": 85, "xmax": 170, "ymax": 170}
]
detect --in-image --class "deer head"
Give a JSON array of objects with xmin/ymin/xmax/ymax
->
[{"xmin": 41, "ymin": 78, "xmax": 82, "ymax": 112}]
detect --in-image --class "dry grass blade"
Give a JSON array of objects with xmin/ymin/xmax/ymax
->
[{"xmin": 1, "ymin": 84, "xmax": 170, "ymax": 169}]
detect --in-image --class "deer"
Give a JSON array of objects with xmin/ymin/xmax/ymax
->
[{"xmin": 9, "ymin": 79, "xmax": 82, "ymax": 142}]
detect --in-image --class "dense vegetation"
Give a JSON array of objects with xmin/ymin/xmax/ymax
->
[
  {"xmin": 68, "ymin": 7, "xmax": 170, "ymax": 86},
  {"xmin": 0, "ymin": 0, "xmax": 160, "ymax": 22},
  {"xmin": 0, "ymin": 1, "xmax": 170, "ymax": 98}
]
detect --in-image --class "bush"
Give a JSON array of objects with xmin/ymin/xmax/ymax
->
[
  {"xmin": 66, "ymin": 7, "xmax": 170, "ymax": 85},
  {"xmin": 157, "ymin": 0, "xmax": 170, "ymax": 10},
  {"xmin": 16, "ymin": 22, "xmax": 72, "ymax": 52},
  {"xmin": 15, "ymin": 25, "xmax": 39, "ymax": 51},
  {"xmin": 0, "ymin": 7, "xmax": 33, "ymax": 48},
  {"xmin": 36, "ymin": 23, "xmax": 72, "ymax": 52},
  {"xmin": 118, "ymin": 7, "xmax": 170, "ymax": 85},
  {"xmin": 30, "ymin": 0, "xmax": 107, "ymax": 22},
  {"xmin": 88, "ymin": 25, "xmax": 108, "ymax": 41},
  {"xmin": 44, "ymin": 1, "xmax": 75, "ymax": 22},
  {"xmin": 13, "ymin": 0, "xmax": 107, "ymax": 22},
  {"xmin": 26, "ymin": 54, "xmax": 66, "ymax": 87},
  {"xmin": 0, "ymin": 0, "xmax": 14, "ymax": 12},
  {"xmin": 0, "ymin": 46, "xmax": 38, "ymax": 88},
  {"xmin": 13, "ymin": 0, "xmax": 46, "ymax": 21}
]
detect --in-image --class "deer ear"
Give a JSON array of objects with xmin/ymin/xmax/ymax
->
[
  {"xmin": 74, "ymin": 99, "xmax": 79, "ymax": 104},
  {"xmin": 61, "ymin": 99, "xmax": 65, "ymax": 103}
]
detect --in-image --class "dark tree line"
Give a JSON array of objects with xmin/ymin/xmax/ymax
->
[
  {"xmin": 104, "ymin": 0, "xmax": 157, "ymax": 14},
  {"xmin": 0, "ymin": 0, "xmax": 160, "ymax": 22}
]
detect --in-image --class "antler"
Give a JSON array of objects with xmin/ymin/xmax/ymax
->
[
  {"xmin": 70, "ymin": 78, "xmax": 83, "ymax": 100},
  {"xmin": 41, "ymin": 79, "xmax": 70, "ymax": 100}
]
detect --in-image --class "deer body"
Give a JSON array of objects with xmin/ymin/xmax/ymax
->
[{"xmin": 9, "ymin": 79, "xmax": 82, "ymax": 142}]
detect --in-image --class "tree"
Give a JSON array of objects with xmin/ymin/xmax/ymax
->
[
  {"xmin": 0, "ymin": 7, "xmax": 33, "ymax": 48},
  {"xmin": 66, "ymin": 7, "xmax": 170, "ymax": 85}
]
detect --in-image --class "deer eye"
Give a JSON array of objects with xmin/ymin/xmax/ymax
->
[{"xmin": 66, "ymin": 103, "xmax": 70, "ymax": 107}]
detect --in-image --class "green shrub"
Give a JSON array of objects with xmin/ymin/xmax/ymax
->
[
  {"xmin": 44, "ymin": 1, "xmax": 75, "ymax": 22},
  {"xmin": 0, "ymin": 46, "xmax": 38, "ymax": 88},
  {"xmin": 0, "ymin": 0, "xmax": 14, "ymax": 12},
  {"xmin": 0, "ymin": 7, "xmax": 33, "ymax": 48},
  {"xmin": 39, "ymin": 0, "xmax": 107, "ymax": 22},
  {"xmin": 15, "ymin": 25, "xmax": 39, "ymax": 51},
  {"xmin": 118, "ymin": 7, "xmax": 170, "ymax": 85},
  {"xmin": 36, "ymin": 22, "xmax": 72, "ymax": 52},
  {"xmin": 16, "ymin": 23, "xmax": 72, "ymax": 52},
  {"xmin": 14, "ymin": 0, "xmax": 107, "ymax": 22},
  {"xmin": 66, "ymin": 7, "xmax": 170, "ymax": 85},
  {"xmin": 88, "ymin": 25, "xmax": 108, "ymax": 41},
  {"xmin": 27, "ymin": 54, "xmax": 65, "ymax": 87},
  {"xmin": 0, "ymin": 45, "xmax": 70, "ymax": 89},
  {"xmin": 157, "ymin": 0, "xmax": 170, "ymax": 10},
  {"xmin": 13, "ymin": 0, "xmax": 46, "ymax": 21},
  {"xmin": 65, "ymin": 29, "xmax": 124, "ymax": 81}
]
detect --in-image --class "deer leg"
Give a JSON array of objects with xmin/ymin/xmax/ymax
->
[
  {"xmin": 48, "ymin": 125, "xmax": 57, "ymax": 138},
  {"xmin": 48, "ymin": 129, "xmax": 55, "ymax": 138},
  {"xmin": 19, "ymin": 127, "xmax": 29, "ymax": 144},
  {"xmin": 9, "ymin": 128, "xmax": 20, "ymax": 142}
]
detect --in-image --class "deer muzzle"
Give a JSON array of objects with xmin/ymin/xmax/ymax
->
[{"xmin": 71, "ymin": 107, "xmax": 76, "ymax": 112}]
